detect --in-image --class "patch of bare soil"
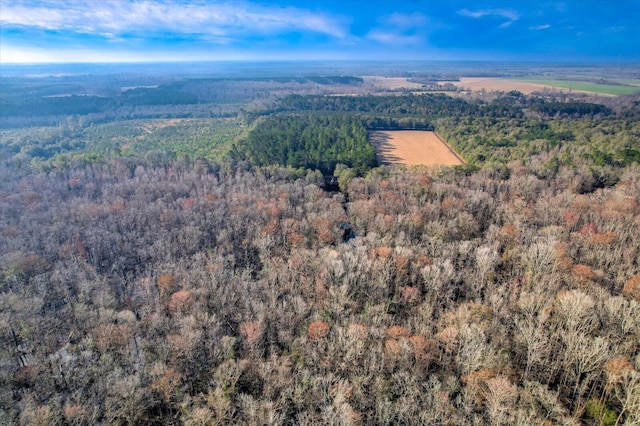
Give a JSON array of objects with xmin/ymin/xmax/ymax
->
[{"xmin": 370, "ymin": 131, "xmax": 464, "ymax": 166}]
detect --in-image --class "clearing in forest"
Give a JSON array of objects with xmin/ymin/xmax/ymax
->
[{"xmin": 369, "ymin": 131, "xmax": 464, "ymax": 166}]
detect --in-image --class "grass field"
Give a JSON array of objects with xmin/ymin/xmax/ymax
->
[
  {"xmin": 369, "ymin": 130, "xmax": 464, "ymax": 166},
  {"xmin": 516, "ymin": 79, "xmax": 640, "ymax": 95},
  {"xmin": 612, "ymin": 78, "xmax": 640, "ymax": 87},
  {"xmin": 452, "ymin": 77, "xmax": 640, "ymax": 96}
]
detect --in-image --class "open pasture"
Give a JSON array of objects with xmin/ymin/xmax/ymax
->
[
  {"xmin": 517, "ymin": 79, "xmax": 640, "ymax": 95},
  {"xmin": 369, "ymin": 130, "xmax": 464, "ymax": 166},
  {"xmin": 452, "ymin": 77, "xmax": 640, "ymax": 96}
]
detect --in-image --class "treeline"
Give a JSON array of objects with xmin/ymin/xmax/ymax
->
[
  {"xmin": 0, "ymin": 99, "xmax": 243, "ymax": 129},
  {"xmin": 1, "ymin": 95, "xmax": 112, "ymax": 119},
  {"xmin": 274, "ymin": 93, "xmax": 486, "ymax": 118},
  {"xmin": 176, "ymin": 75, "xmax": 363, "ymax": 87},
  {"xmin": 232, "ymin": 114, "xmax": 377, "ymax": 175},
  {"xmin": 1, "ymin": 155, "xmax": 639, "ymax": 424},
  {"xmin": 528, "ymin": 100, "xmax": 612, "ymax": 118},
  {"xmin": 272, "ymin": 92, "xmax": 613, "ymax": 120}
]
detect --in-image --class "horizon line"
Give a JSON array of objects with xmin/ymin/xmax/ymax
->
[{"xmin": 3, "ymin": 58, "xmax": 640, "ymax": 66}]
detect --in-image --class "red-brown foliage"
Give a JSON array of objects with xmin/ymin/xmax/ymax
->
[
  {"xmin": 604, "ymin": 357, "xmax": 634, "ymax": 386},
  {"xmin": 157, "ymin": 274, "xmax": 178, "ymax": 297},
  {"xmin": 64, "ymin": 403, "xmax": 91, "ymax": 425},
  {"xmin": 168, "ymin": 289, "xmax": 194, "ymax": 313},
  {"xmin": 554, "ymin": 242, "xmax": 574, "ymax": 272},
  {"xmin": 315, "ymin": 219, "xmax": 334, "ymax": 245},
  {"xmin": 461, "ymin": 368, "xmax": 498, "ymax": 405},
  {"xmin": 385, "ymin": 325, "xmax": 411, "ymax": 339},
  {"xmin": 260, "ymin": 219, "xmax": 279, "ymax": 236},
  {"xmin": 287, "ymin": 231, "xmax": 306, "ymax": 249},
  {"xmin": 563, "ymin": 210, "xmax": 580, "ymax": 229},
  {"xmin": 182, "ymin": 198, "xmax": 197, "ymax": 208},
  {"xmin": 409, "ymin": 335, "xmax": 434, "ymax": 365},
  {"xmin": 150, "ymin": 366, "xmax": 183, "ymax": 403},
  {"xmin": 622, "ymin": 273, "xmax": 640, "ymax": 301},
  {"xmin": 308, "ymin": 320, "xmax": 330, "ymax": 340},
  {"xmin": 589, "ymin": 231, "xmax": 618, "ymax": 245},
  {"xmin": 108, "ymin": 201, "xmax": 125, "ymax": 212},
  {"xmin": 499, "ymin": 224, "xmax": 520, "ymax": 247},
  {"xmin": 384, "ymin": 338, "xmax": 402, "ymax": 360},
  {"xmin": 375, "ymin": 246, "xmax": 393, "ymax": 259},
  {"xmin": 572, "ymin": 264, "xmax": 595, "ymax": 284},
  {"xmin": 399, "ymin": 286, "xmax": 421, "ymax": 304},
  {"xmin": 416, "ymin": 254, "xmax": 432, "ymax": 268},
  {"xmin": 436, "ymin": 326, "xmax": 459, "ymax": 352},
  {"xmin": 394, "ymin": 255, "xmax": 409, "ymax": 275},
  {"xmin": 578, "ymin": 222, "xmax": 598, "ymax": 236},
  {"xmin": 239, "ymin": 320, "xmax": 265, "ymax": 349}
]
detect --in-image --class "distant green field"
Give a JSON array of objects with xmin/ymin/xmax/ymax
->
[
  {"xmin": 516, "ymin": 79, "xmax": 640, "ymax": 95},
  {"xmin": 612, "ymin": 78, "xmax": 640, "ymax": 87}
]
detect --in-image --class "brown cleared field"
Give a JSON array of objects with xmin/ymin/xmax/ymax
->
[
  {"xmin": 370, "ymin": 131, "xmax": 464, "ymax": 166},
  {"xmin": 451, "ymin": 77, "xmax": 592, "ymax": 95}
]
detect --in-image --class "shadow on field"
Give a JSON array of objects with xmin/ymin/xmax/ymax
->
[{"xmin": 368, "ymin": 132, "xmax": 403, "ymax": 165}]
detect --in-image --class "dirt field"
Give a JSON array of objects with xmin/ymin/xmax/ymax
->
[
  {"xmin": 451, "ymin": 77, "xmax": 592, "ymax": 95},
  {"xmin": 369, "ymin": 131, "xmax": 464, "ymax": 166}
]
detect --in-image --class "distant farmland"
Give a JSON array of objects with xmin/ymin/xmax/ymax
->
[
  {"xmin": 452, "ymin": 77, "xmax": 640, "ymax": 96},
  {"xmin": 369, "ymin": 131, "xmax": 464, "ymax": 166},
  {"xmin": 452, "ymin": 77, "xmax": 579, "ymax": 95},
  {"xmin": 516, "ymin": 79, "xmax": 640, "ymax": 95}
]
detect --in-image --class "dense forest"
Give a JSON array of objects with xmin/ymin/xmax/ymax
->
[
  {"xmin": 0, "ymin": 75, "xmax": 366, "ymax": 129},
  {"xmin": 232, "ymin": 114, "xmax": 377, "ymax": 175},
  {"xmin": 1, "ymin": 156, "xmax": 639, "ymax": 425},
  {"xmin": 231, "ymin": 92, "xmax": 638, "ymax": 180},
  {"xmin": 1, "ymin": 73, "xmax": 639, "ymax": 424}
]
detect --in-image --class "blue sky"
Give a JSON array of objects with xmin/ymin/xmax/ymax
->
[{"xmin": 1, "ymin": 0, "xmax": 638, "ymax": 63}]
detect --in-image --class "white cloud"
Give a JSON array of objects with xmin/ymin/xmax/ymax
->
[
  {"xmin": 530, "ymin": 24, "xmax": 551, "ymax": 30},
  {"xmin": 458, "ymin": 8, "xmax": 519, "ymax": 28},
  {"xmin": 458, "ymin": 8, "xmax": 519, "ymax": 21},
  {"xmin": 0, "ymin": 0, "xmax": 347, "ymax": 39}
]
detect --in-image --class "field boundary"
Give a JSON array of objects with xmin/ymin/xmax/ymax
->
[{"xmin": 433, "ymin": 131, "xmax": 466, "ymax": 164}]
